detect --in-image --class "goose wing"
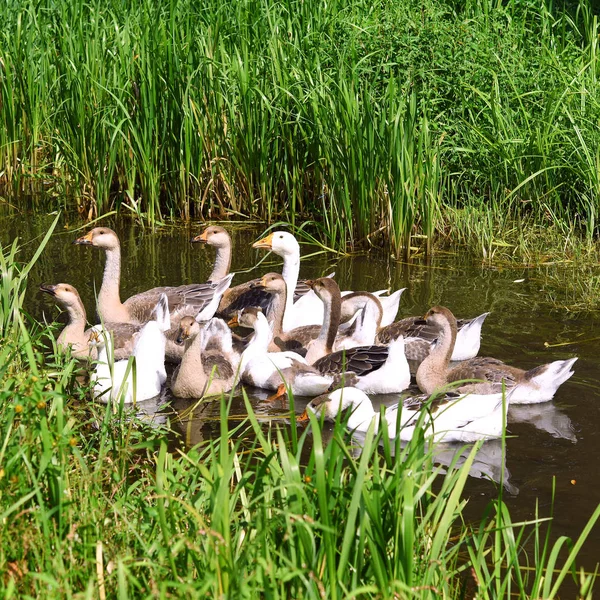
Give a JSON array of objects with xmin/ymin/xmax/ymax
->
[
  {"xmin": 216, "ymin": 280, "xmax": 274, "ymax": 320},
  {"xmin": 449, "ymin": 356, "xmax": 521, "ymax": 386},
  {"xmin": 314, "ymin": 344, "xmax": 389, "ymax": 377}
]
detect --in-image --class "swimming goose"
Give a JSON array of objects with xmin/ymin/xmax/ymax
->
[
  {"xmin": 252, "ymin": 274, "xmax": 379, "ymax": 358},
  {"xmin": 92, "ymin": 294, "xmax": 170, "ymax": 403},
  {"xmin": 40, "ymin": 283, "xmax": 140, "ymax": 360},
  {"xmin": 278, "ymin": 277, "xmax": 411, "ymax": 393},
  {"xmin": 300, "ymin": 386, "xmax": 510, "ymax": 443},
  {"xmin": 170, "ymin": 316, "xmax": 238, "ymax": 398},
  {"xmin": 377, "ymin": 311, "xmax": 490, "ymax": 362},
  {"xmin": 313, "ymin": 336, "xmax": 411, "ymax": 394},
  {"xmin": 233, "ymin": 307, "xmax": 342, "ymax": 397},
  {"xmin": 416, "ymin": 306, "xmax": 577, "ymax": 404},
  {"xmin": 74, "ymin": 227, "xmax": 233, "ymax": 325}
]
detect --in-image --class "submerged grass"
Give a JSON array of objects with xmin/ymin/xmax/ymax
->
[
  {"xmin": 1, "ymin": 221, "xmax": 599, "ymax": 597},
  {"xmin": 1, "ymin": 0, "xmax": 600, "ymax": 256}
]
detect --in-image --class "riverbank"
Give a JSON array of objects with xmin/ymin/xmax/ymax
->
[{"xmin": 1, "ymin": 0, "xmax": 599, "ymax": 256}]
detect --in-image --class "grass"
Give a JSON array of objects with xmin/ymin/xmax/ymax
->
[
  {"xmin": 1, "ymin": 223, "xmax": 599, "ymax": 597},
  {"xmin": 1, "ymin": 0, "xmax": 600, "ymax": 257}
]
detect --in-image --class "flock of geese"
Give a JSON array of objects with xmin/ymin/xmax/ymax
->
[{"xmin": 40, "ymin": 225, "xmax": 578, "ymax": 443}]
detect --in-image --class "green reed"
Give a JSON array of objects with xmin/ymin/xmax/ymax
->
[{"xmin": 1, "ymin": 0, "xmax": 599, "ymax": 254}]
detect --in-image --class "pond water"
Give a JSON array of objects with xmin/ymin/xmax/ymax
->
[{"xmin": 2, "ymin": 209, "xmax": 599, "ymax": 575}]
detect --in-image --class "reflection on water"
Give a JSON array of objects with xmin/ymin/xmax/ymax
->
[
  {"xmin": 509, "ymin": 403, "xmax": 577, "ymax": 443},
  {"xmin": 350, "ymin": 429, "xmax": 519, "ymax": 495},
  {"xmin": 2, "ymin": 210, "xmax": 599, "ymax": 570}
]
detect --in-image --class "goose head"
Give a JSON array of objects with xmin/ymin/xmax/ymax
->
[
  {"xmin": 176, "ymin": 316, "xmax": 201, "ymax": 344},
  {"xmin": 305, "ymin": 277, "xmax": 340, "ymax": 303},
  {"xmin": 252, "ymin": 231, "xmax": 299, "ymax": 258},
  {"xmin": 235, "ymin": 306, "xmax": 264, "ymax": 329},
  {"xmin": 40, "ymin": 283, "xmax": 84, "ymax": 311},
  {"xmin": 73, "ymin": 227, "xmax": 120, "ymax": 250},
  {"xmin": 252, "ymin": 272, "xmax": 287, "ymax": 295},
  {"xmin": 192, "ymin": 225, "xmax": 230, "ymax": 248},
  {"xmin": 299, "ymin": 387, "xmax": 372, "ymax": 422},
  {"xmin": 424, "ymin": 305, "xmax": 457, "ymax": 330}
]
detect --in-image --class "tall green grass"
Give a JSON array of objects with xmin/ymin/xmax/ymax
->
[{"xmin": 1, "ymin": 0, "xmax": 599, "ymax": 254}]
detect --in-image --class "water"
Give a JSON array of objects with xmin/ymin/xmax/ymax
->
[{"xmin": 2, "ymin": 210, "xmax": 599, "ymax": 574}]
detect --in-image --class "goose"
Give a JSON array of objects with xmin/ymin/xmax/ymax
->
[
  {"xmin": 299, "ymin": 386, "xmax": 510, "ymax": 443},
  {"xmin": 40, "ymin": 283, "xmax": 140, "ymax": 360},
  {"xmin": 231, "ymin": 307, "xmax": 345, "ymax": 399},
  {"xmin": 74, "ymin": 227, "xmax": 233, "ymax": 325},
  {"xmin": 312, "ymin": 336, "xmax": 411, "ymax": 394},
  {"xmin": 377, "ymin": 311, "xmax": 490, "ymax": 362},
  {"xmin": 415, "ymin": 305, "xmax": 577, "ymax": 404},
  {"xmin": 92, "ymin": 294, "xmax": 170, "ymax": 403},
  {"xmin": 170, "ymin": 317, "xmax": 238, "ymax": 398},
  {"xmin": 252, "ymin": 274, "xmax": 380, "ymax": 358}
]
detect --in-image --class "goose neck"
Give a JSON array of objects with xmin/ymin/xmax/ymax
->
[
  {"xmin": 269, "ymin": 285, "xmax": 287, "ymax": 339},
  {"xmin": 318, "ymin": 289, "xmax": 341, "ymax": 353},
  {"xmin": 98, "ymin": 246, "xmax": 125, "ymax": 320},
  {"xmin": 281, "ymin": 255, "xmax": 300, "ymax": 330},
  {"xmin": 209, "ymin": 241, "xmax": 232, "ymax": 281},
  {"xmin": 416, "ymin": 315, "xmax": 457, "ymax": 394},
  {"xmin": 240, "ymin": 317, "xmax": 272, "ymax": 372}
]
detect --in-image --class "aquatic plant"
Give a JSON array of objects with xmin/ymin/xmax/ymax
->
[{"xmin": 1, "ymin": 0, "xmax": 600, "ymax": 255}]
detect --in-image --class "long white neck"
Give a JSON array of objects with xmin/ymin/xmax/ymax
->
[
  {"xmin": 98, "ymin": 247, "xmax": 127, "ymax": 322},
  {"xmin": 209, "ymin": 242, "xmax": 231, "ymax": 281},
  {"xmin": 240, "ymin": 314, "xmax": 272, "ymax": 372},
  {"xmin": 352, "ymin": 301, "xmax": 381, "ymax": 346},
  {"xmin": 281, "ymin": 254, "xmax": 300, "ymax": 331}
]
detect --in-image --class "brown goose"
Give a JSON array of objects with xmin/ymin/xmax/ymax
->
[
  {"xmin": 74, "ymin": 227, "xmax": 231, "ymax": 325},
  {"xmin": 170, "ymin": 316, "xmax": 238, "ymax": 398},
  {"xmin": 377, "ymin": 311, "xmax": 490, "ymax": 362},
  {"xmin": 40, "ymin": 283, "xmax": 140, "ymax": 360},
  {"xmin": 415, "ymin": 305, "xmax": 577, "ymax": 404}
]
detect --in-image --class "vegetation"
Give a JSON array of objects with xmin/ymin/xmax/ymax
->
[
  {"xmin": 1, "ymin": 0, "xmax": 599, "ymax": 256},
  {"xmin": 1, "ymin": 221, "xmax": 598, "ymax": 597}
]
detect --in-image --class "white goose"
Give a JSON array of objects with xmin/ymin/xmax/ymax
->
[
  {"xmin": 301, "ymin": 386, "xmax": 511, "ymax": 443},
  {"xmin": 233, "ymin": 307, "xmax": 342, "ymax": 398},
  {"xmin": 92, "ymin": 294, "xmax": 170, "ymax": 403}
]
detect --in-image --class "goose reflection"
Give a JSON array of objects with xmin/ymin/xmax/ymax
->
[
  {"xmin": 508, "ymin": 403, "xmax": 576, "ymax": 443},
  {"xmin": 348, "ymin": 430, "xmax": 518, "ymax": 494}
]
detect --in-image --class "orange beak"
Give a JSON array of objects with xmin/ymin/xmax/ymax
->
[
  {"xmin": 192, "ymin": 230, "xmax": 209, "ymax": 244},
  {"xmin": 305, "ymin": 279, "xmax": 315, "ymax": 289},
  {"xmin": 227, "ymin": 315, "xmax": 239, "ymax": 328},
  {"xmin": 252, "ymin": 232, "xmax": 274, "ymax": 250},
  {"xmin": 73, "ymin": 231, "xmax": 94, "ymax": 245},
  {"xmin": 296, "ymin": 409, "xmax": 310, "ymax": 423}
]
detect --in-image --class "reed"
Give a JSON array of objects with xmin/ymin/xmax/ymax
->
[{"xmin": 1, "ymin": 0, "xmax": 599, "ymax": 253}]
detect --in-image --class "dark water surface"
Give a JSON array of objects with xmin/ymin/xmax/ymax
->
[{"xmin": 2, "ymin": 210, "xmax": 599, "ymax": 575}]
